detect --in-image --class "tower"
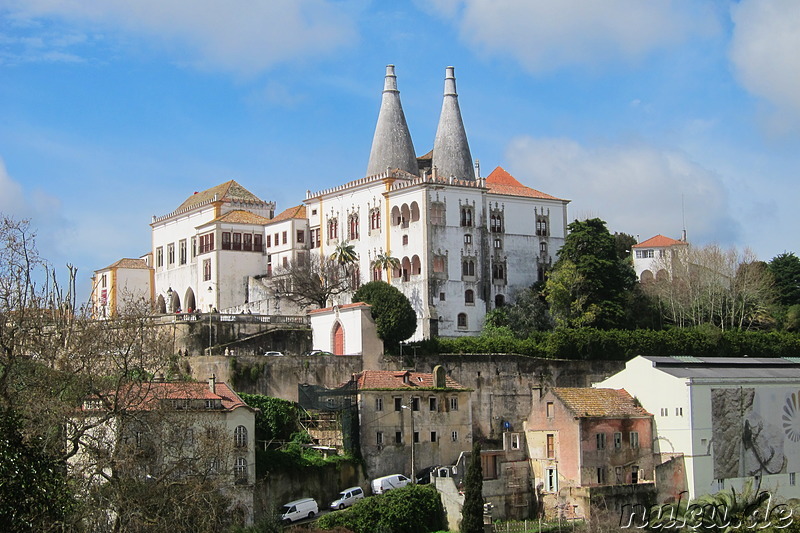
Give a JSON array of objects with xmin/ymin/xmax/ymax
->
[
  {"xmin": 366, "ymin": 65, "xmax": 419, "ymax": 177},
  {"xmin": 432, "ymin": 66, "xmax": 475, "ymax": 181}
]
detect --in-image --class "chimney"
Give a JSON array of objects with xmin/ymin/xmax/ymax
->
[{"xmin": 208, "ymin": 374, "xmax": 216, "ymax": 394}]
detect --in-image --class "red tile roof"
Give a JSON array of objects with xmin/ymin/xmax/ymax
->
[
  {"xmin": 175, "ymin": 180, "xmax": 263, "ymax": 212},
  {"xmin": 83, "ymin": 380, "xmax": 249, "ymax": 412},
  {"xmin": 267, "ymin": 205, "xmax": 307, "ymax": 224},
  {"xmin": 211, "ymin": 209, "xmax": 273, "ymax": 225},
  {"xmin": 485, "ymin": 166, "xmax": 564, "ymax": 200},
  {"xmin": 553, "ymin": 387, "xmax": 651, "ymax": 417},
  {"xmin": 633, "ymin": 235, "xmax": 687, "ymax": 248},
  {"xmin": 308, "ymin": 302, "xmax": 371, "ymax": 315},
  {"xmin": 354, "ymin": 370, "xmax": 466, "ymax": 390},
  {"xmin": 97, "ymin": 258, "xmax": 150, "ymax": 272}
]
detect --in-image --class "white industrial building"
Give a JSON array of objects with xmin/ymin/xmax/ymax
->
[{"xmin": 596, "ymin": 355, "xmax": 800, "ymax": 500}]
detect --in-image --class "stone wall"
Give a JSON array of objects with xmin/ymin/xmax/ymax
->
[
  {"xmin": 254, "ymin": 461, "xmax": 367, "ymax": 519},
  {"xmin": 403, "ymin": 354, "xmax": 627, "ymax": 439}
]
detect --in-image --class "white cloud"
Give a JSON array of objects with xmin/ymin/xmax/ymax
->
[
  {"xmin": 425, "ymin": 0, "xmax": 717, "ymax": 73},
  {"xmin": 4, "ymin": 0, "xmax": 358, "ymax": 75},
  {"xmin": 729, "ymin": 0, "xmax": 800, "ymax": 128},
  {"xmin": 0, "ymin": 158, "xmax": 26, "ymax": 215},
  {"xmin": 505, "ymin": 137, "xmax": 739, "ymax": 245}
]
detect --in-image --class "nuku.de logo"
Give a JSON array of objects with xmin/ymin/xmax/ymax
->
[{"xmin": 619, "ymin": 490, "xmax": 794, "ymax": 529}]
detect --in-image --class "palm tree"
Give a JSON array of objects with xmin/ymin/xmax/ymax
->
[
  {"xmin": 330, "ymin": 240, "xmax": 358, "ymax": 268},
  {"xmin": 371, "ymin": 251, "xmax": 400, "ymax": 283}
]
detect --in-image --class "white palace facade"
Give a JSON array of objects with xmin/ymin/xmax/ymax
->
[{"xmin": 92, "ymin": 65, "xmax": 569, "ymax": 339}]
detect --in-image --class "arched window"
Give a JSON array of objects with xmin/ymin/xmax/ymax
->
[
  {"xmin": 411, "ymin": 255, "xmax": 421, "ymax": 275},
  {"xmin": 401, "ymin": 257, "xmax": 411, "ymax": 282},
  {"xmin": 391, "ymin": 206, "xmax": 401, "ymax": 226},
  {"xmin": 401, "ymin": 204, "xmax": 410, "ymax": 228},
  {"xmin": 460, "ymin": 207, "xmax": 473, "ymax": 227},
  {"xmin": 349, "ymin": 214, "xmax": 359, "ymax": 240},
  {"xmin": 640, "ymin": 270, "xmax": 654, "ymax": 283},
  {"xmin": 410, "ymin": 202, "xmax": 420, "ymax": 222},
  {"xmin": 234, "ymin": 425, "xmax": 248, "ymax": 448},
  {"xmin": 328, "ymin": 217, "xmax": 338, "ymax": 240},
  {"xmin": 234, "ymin": 457, "xmax": 248, "ymax": 484},
  {"xmin": 465, "ymin": 290, "xmax": 474, "ymax": 305},
  {"xmin": 457, "ymin": 313, "xmax": 468, "ymax": 328},
  {"xmin": 495, "ymin": 294, "xmax": 505, "ymax": 307}
]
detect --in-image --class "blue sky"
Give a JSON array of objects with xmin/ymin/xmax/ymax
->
[{"xmin": 2, "ymin": 0, "xmax": 800, "ymax": 302}]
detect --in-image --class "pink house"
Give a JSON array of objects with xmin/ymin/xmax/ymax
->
[{"xmin": 525, "ymin": 387, "xmax": 655, "ymax": 519}]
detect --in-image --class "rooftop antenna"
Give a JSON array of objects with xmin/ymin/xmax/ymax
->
[{"xmin": 681, "ymin": 194, "xmax": 687, "ymax": 242}]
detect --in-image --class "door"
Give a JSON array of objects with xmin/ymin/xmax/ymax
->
[{"xmin": 333, "ymin": 322, "xmax": 344, "ymax": 355}]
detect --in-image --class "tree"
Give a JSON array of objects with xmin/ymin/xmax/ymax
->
[
  {"xmin": 273, "ymin": 254, "xmax": 356, "ymax": 308},
  {"xmin": 460, "ymin": 441, "xmax": 484, "ymax": 533},
  {"xmin": 330, "ymin": 240, "xmax": 358, "ymax": 269},
  {"xmin": 352, "ymin": 281, "xmax": 416, "ymax": 348},
  {"xmin": 545, "ymin": 218, "xmax": 636, "ymax": 329},
  {"xmin": 614, "ymin": 232, "xmax": 638, "ymax": 262},
  {"xmin": 768, "ymin": 252, "xmax": 800, "ymax": 308},
  {"xmin": 484, "ymin": 286, "xmax": 552, "ymax": 337},
  {"xmin": 0, "ymin": 216, "xmax": 241, "ymax": 531},
  {"xmin": 644, "ymin": 244, "xmax": 776, "ymax": 330},
  {"xmin": 370, "ymin": 251, "xmax": 400, "ymax": 283}
]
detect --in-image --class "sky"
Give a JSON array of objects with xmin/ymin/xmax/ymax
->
[{"xmin": 2, "ymin": 0, "xmax": 800, "ymax": 303}]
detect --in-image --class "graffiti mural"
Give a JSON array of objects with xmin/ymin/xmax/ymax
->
[{"xmin": 711, "ymin": 388, "xmax": 792, "ymax": 479}]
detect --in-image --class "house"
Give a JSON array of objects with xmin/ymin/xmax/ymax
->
[
  {"xmin": 95, "ymin": 65, "xmax": 568, "ymax": 339},
  {"xmin": 631, "ymin": 234, "xmax": 688, "ymax": 282},
  {"xmin": 596, "ymin": 355, "xmax": 800, "ymax": 502},
  {"xmin": 524, "ymin": 387, "xmax": 655, "ymax": 519},
  {"xmin": 70, "ymin": 377, "xmax": 257, "ymax": 524},
  {"xmin": 91, "ymin": 257, "xmax": 153, "ymax": 318},
  {"xmin": 307, "ymin": 302, "xmax": 383, "ymax": 363},
  {"xmin": 348, "ymin": 366, "xmax": 473, "ymax": 478}
]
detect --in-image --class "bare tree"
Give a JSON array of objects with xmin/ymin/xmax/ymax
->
[
  {"xmin": 643, "ymin": 244, "xmax": 775, "ymax": 330},
  {"xmin": 272, "ymin": 253, "xmax": 356, "ymax": 308}
]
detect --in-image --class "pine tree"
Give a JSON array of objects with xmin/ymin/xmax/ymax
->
[{"xmin": 461, "ymin": 441, "xmax": 484, "ymax": 533}]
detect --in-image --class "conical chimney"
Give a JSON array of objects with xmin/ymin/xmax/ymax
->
[
  {"xmin": 366, "ymin": 65, "xmax": 419, "ymax": 177},
  {"xmin": 432, "ymin": 66, "xmax": 475, "ymax": 181}
]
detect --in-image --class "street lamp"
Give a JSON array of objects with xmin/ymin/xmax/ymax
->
[{"xmin": 401, "ymin": 404, "xmax": 415, "ymax": 483}]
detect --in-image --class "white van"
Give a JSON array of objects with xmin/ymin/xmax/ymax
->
[
  {"xmin": 371, "ymin": 474, "xmax": 411, "ymax": 495},
  {"xmin": 330, "ymin": 486, "xmax": 365, "ymax": 510},
  {"xmin": 280, "ymin": 498, "xmax": 318, "ymax": 523}
]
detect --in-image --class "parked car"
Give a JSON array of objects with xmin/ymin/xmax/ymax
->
[
  {"xmin": 263, "ymin": 351, "xmax": 284, "ymax": 357},
  {"xmin": 305, "ymin": 349, "xmax": 333, "ymax": 356},
  {"xmin": 330, "ymin": 486, "xmax": 365, "ymax": 510},
  {"xmin": 280, "ymin": 498, "xmax": 318, "ymax": 523},
  {"xmin": 370, "ymin": 474, "xmax": 411, "ymax": 495}
]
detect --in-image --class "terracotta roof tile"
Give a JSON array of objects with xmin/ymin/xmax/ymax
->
[
  {"xmin": 267, "ymin": 205, "xmax": 307, "ymax": 224},
  {"xmin": 97, "ymin": 258, "xmax": 150, "ymax": 272},
  {"xmin": 354, "ymin": 370, "xmax": 466, "ymax": 390},
  {"xmin": 485, "ymin": 166, "xmax": 564, "ymax": 200},
  {"xmin": 84, "ymin": 381, "xmax": 249, "ymax": 412},
  {"xmin": 211, "ymin": 209, "xmax": 273, "ymax": 225},
  {"xmin": 308, "ymin": 303, "xmax": 370, "ymax": 315},
  {"xmin": 175, "ymin": 180, "xmax": 263, "ymax": 212},
  {"xmin": 633, "ymin": 235, "xmax": 688, "ymax": 248},
  {"xmin": 553, "ymin": 387, "xmax": 651, "ymax": 417}
]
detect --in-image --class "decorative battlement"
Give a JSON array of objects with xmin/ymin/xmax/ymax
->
[
  {"xmin": 306, "ymin": 169, "xmax": 414, "ymax": 200},
  {"xmin": 151, "ymin": 195, "xmax": 274, "ymax": 224},
  {"xmin": 388, "ymin": 174, "xmax": 487, "ymax": 193}
]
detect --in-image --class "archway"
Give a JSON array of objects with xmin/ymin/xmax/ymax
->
[
  {"xmin": 170, "ymin": 293, "xmax": 182, "ymax": 313},
  {"xmin": 156, "ymin": 294, "xmax": 166, "ymax": 314},
  {"xmin": 410, "ymin": 201, "xmax": 420, "ymax": 222},
  {"xmin": 332, "ymin": 322, "xmax": 344, "ymax": 355},
  {"xmin": 640, "ymin": 270, "xmax": 654, "ymax": 283},
  {"xmin": 411, "ymin": 255, "xmax": 421, "ymax": 275},
  {"xmin": 184, "ymin": 287, "xmax": 196, "ymax": 313},
  {"xmin": 495, "ymin": 294, "xmax": 505, "ymax": 307},
  {"xmin": 656, "ymin": 269, "xmax": 669, "ymax": 282}
]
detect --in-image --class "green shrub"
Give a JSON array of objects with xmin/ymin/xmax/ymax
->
[{"xmin": 318, "ymin": 484, "xmax": 446, "ymax": 533}]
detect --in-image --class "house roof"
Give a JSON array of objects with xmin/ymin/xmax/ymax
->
[
  {"xmin": 175, "ymin": 180, "xmax": 263, "ymax": 212},
  {"xmin": 307, "ymin": 302, "xmax": 370, "ymax": 315},
  {"xmin": 552, "ymin": 387, "xmax": 651, "ymax": 417},
  {"xmin": 485, "ymin": 166, "xmax": 564, "ymax": 201},
  {"xmin": 96, "ymin": 257, "xmax": 150, "ymax": 272},
  {"xmin": 83, "ymin": 380, "xmax": 249, "ymax": 412},
  {"xmin": 638, "ymin": 355, "xmax": 800, "ymax": 380},
  {"xmin": 632, "ymin": 235, "xmax": 687, "ymax": 248},
  {"xmin": 353, "ymin": 370, "xmax": 467, "ymax": 390},
  {"xmin": 267, "ymin": 205, "xmax": 307, "ymax": 224},
  {"xmin": 208, "ymin": 209, "xmax": 273, "ymax": 226}
]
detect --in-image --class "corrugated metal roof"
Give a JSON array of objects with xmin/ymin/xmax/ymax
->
[{"xmin": 642, "ymin": 355, "xmax": 800, "ymax": 379}]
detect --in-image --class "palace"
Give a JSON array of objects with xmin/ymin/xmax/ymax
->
[{"xmin": 92, "ymin": 65, "xmax": 569, "ymax": 338}]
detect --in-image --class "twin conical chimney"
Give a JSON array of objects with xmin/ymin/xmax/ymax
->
[
  {"xmin": 366, "ymin": 65, "xmax": 475, "ymax": 181},
  {"xmin": 432, "ymin": 66, "xmax": 475, "ymax": 181},
  {"xmin": 366, "ymin": 65, "xmax": 418, "ymax": 177}
]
